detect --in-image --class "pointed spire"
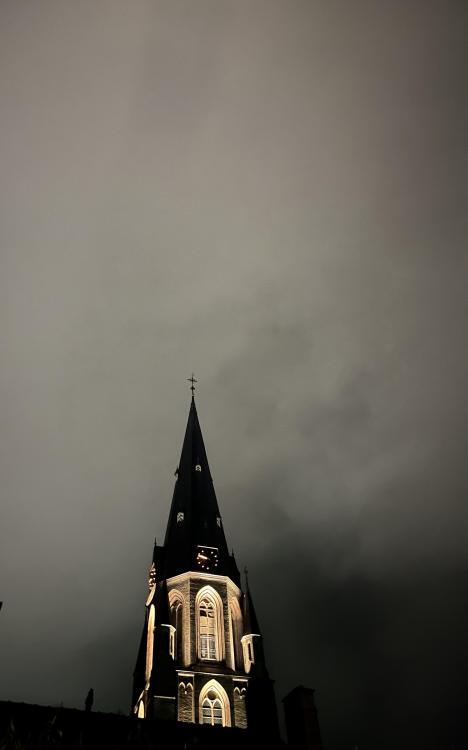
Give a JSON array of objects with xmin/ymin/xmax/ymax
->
[
  {"xmin": 243, "ymin": 571, "xmax": 262, "ymax": 636},
  {"xmin": 162, "ymin": 396, "xmax": 239, "ymax": 583}
]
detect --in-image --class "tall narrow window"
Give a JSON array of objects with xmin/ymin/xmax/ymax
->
[
  {"xmin": 201, "ymin": 691, "xmax": 224, "ymax": 725},
  {"xmin": 195, "ymin": 586, "xmax": 224, "ymax": 662},
  {"xmin": 199, "ymin": 598, "xmax": 216, "ymax": 660}
]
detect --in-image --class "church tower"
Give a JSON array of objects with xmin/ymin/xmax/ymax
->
[{"xmin": 132, "ymin": 388, "xmax": 278, "ymax": 736}]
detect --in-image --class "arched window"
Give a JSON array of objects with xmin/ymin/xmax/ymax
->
[
  {"xmin": 195, "ymin": 587, "xmax": 224, "ymax": 662},
  {"xmin": 199, "ymin": 598, "xmax": 216, "ymax": 659},
  {"xmin": 199, "ymin": 680, "xmax": 231, "ymax": 727},
  {"xmin": 169, "ymin": 590, "xmax": 184, "ymax": 663}
]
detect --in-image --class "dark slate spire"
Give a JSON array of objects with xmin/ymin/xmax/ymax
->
[
  {"xmin": 243, "ymin": 573, "xmax": 262, "ymax": 636},
  {"xmin": 163, "ymin": 396, "xmax": 240, "ymax": 584}
]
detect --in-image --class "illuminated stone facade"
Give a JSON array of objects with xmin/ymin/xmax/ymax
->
[{"xmin": 132, "ymin": 396, "xmax": 278, "ymax": 737}]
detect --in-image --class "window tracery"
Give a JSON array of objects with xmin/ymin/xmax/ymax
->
[
  {"xmin": 201, "ymin": 691, "xmax": 224, "ymax": 725},
  {"xmin": 198, "ymin": 680, "xmax": 231, "ymax": 727},
  {"xmin": 195, "ymin": 587, "xmax": 224, "ymax": 662},
  {"xmin": 199, "ymin": 598, "xmax": 216, "ymax": 659}
]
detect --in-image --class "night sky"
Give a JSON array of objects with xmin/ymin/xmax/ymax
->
[{"xmin": 0, "ymin": 2, "xmax": 467, "ymax": 748}]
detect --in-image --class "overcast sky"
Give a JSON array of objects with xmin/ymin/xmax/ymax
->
[{"xmin": 0, "ymin": 2, "xmax": 467, "ymax": 748}]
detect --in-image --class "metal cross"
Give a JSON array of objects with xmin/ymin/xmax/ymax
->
[{"xmin": 187, "ymin": 373, "xmax": 197, "ymax": 395}]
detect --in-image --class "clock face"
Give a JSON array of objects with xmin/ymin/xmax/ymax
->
[{"xmin": 196, "ymin": 546, "xmax": 219, "ymax": 571}]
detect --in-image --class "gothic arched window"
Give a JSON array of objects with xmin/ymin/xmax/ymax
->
[
  {"xmin": 199, "ymin": 598, "xmax": 216, "ymax": 659},
  {"xmin": 195, "ymin": 587, "xmax": 224, "ymax": 662},
  {"xmin": 199, "ymin": 680, "xmax": 231, "ymax": 727}
]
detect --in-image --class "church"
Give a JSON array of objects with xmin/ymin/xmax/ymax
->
[
  {"xmin": 131, "ymin": 383, "xmax": 280, "ymax": 738},
  {"xmin": 0, "ymin": 384, "xmax": 322, "ymax": 750}
]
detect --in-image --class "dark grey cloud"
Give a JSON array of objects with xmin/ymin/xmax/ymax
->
[{"xmin": 0, "ymin": 1, "xmax": 467, "ymax": 748}]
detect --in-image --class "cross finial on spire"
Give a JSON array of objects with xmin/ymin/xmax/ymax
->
[{"xmin": 187, "ymin": 373, "xmax": 197, "ymax": 397}]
